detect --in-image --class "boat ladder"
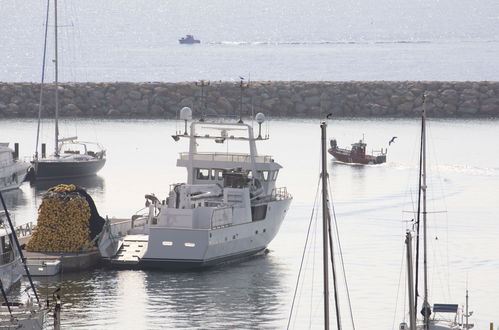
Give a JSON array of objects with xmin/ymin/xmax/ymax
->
[{"xmin": 110, "ymin": 235, "xmax": 148, "ymax": 265}]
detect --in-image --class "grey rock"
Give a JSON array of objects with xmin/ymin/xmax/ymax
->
[
  {"xmin": 216, "ymin": 97, "xmax": 233, "ymax": 114},
  {"xmin": 128, "ymin": 90, "xmax": 142, "ymax": 100},
  {"xmin": 397, "ymin": 102, "xmax": 413, "ymax": 113},
  {"xmin": 62, "ymin": 104, "xmax": 81, "ymax": 115},
  {"xmin": 304, "ymin": 95, "xmax": 321, "ymax": 106},
  {"xmin": 480, "ymin": 104, "xmax": 498, "ymax": 114},
  {"xmin": 179, "ymin": 97, "xmax": 194, "ymax": 108},
  {"xmin": 457, "ymin": 100, "xmax": 479, "ymax": 114},
  {"xmin": 107, "ymin": 109, "xmax": 121, "ymax": 117}
]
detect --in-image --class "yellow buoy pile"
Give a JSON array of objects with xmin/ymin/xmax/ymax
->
[{"xmin": 26, "ymin": 184, "xmax": 94, "ymax": 253}]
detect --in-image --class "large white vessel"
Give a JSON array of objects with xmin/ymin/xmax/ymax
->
[
  {"xmin": 0, "ymin": 143, "xmax": 30, "ymax": 192},
  {"xmin": 100, "ymin": 110, "xmax": 292, "ymax": 269}
]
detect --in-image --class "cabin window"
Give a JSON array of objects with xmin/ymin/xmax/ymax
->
[
  {"xmin": 214, "ymin": 169, "xmax": 224, "ymax": 180},
  {"xmin": 196, "ymin": 168, "xmax": 210, "ymax": 180},
  {"xmin": 185, "ymin": 242, "xmax": 196, "ymax": 247},
  {"xmin": 162, "ymin": 241, "xmax": 173, "ymax": 246},
  {"xmin": 258, "ymin": 171, "xmax": 270, "ymax": 181},
  {"xmin": 272, "ymin": 171, "xmax": 279, "ymax": 181},
  {"xmin": 251, "ymin": 205, "xmax": 267, "ymax": 221}
]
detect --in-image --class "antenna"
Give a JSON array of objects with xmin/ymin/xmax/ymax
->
[
  {"xmin": 195, "ymin": 80, "xmax": 210, "ymax": 121},
  {"xmin": 238, "ymin": 76, "xmax": 249, "ymax": 123}
]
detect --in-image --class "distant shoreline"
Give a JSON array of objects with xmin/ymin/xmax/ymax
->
[{"xmin": 1, "ymin": 81, "xmax": 498, "ymax": 118}]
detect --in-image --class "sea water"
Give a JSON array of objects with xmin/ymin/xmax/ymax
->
[{"xmin": 1, "ymin": 118, "xmax": 498, "ymax": 329}]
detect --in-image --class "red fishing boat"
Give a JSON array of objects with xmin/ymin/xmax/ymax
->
[{"xmin": 328, "ymin": 138, "xmax": 386, "ymax": 164}]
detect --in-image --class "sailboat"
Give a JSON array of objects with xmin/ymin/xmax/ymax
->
[
  {"xmin": 400, "ymin": 97, "xmax": 473, "ymax": 330},
  {"xmin": 31, "ymin": 0, "xmax": 106, "ymax": 180}
]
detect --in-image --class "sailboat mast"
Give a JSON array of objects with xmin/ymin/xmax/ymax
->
[
  {"xmin": 54, "ymin": 0, "xmax": 60, "ymax": 156},
  {"xmin": 406, "ymin": 231, "xmax": 417, "ymax": 330},
  {"xmin": 35, "ymin": 0, "xmax": 51, "ymax": 160},
  {"xmin": 320, "ymin": 121, "xmax": 330, "ymax": 330},
  {"xmin": 422, "ymin": 98, "xmax": 429, "ymax": 329}
]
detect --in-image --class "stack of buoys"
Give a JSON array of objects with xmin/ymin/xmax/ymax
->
[{"xmin": 26, "ymin": 184, "xmax": 105, "ymax": 253}]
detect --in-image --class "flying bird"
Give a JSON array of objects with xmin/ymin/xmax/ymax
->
[
  {"xmin": 389, "ymin": 136, "xmax": 397, "ymax": 145},
  {"xmin": 326, "ymin": 113, "xmax": 333, "ymax": 119}
]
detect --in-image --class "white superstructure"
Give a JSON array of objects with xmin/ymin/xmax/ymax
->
[
  {"xmin": 0, "ymin": 143, "xmax": 30, "ymax": 192},
  {"xmin": 100, "ymin": 111, "xmax": 292, "ymax": 269}
]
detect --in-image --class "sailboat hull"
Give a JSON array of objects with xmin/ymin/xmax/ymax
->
[{"xmin": 32, "ymin": 158, "xmax": 106, "ymax": 180}]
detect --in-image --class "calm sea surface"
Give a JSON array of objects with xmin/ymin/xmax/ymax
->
[
  {"xmin": 0, "ymin": 118, "xmax": 498, "ymax": 329},
  {"xmin": 1, "ymin": 0, "xmax": 498, "ymax": 82}
]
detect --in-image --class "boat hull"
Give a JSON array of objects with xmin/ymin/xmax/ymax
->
[
  {"xmin": 32, "ymin": 158, "xmax": 106, "ymax": 180},
  {"xmin": 0, "ymin": 256, "xmax": 22, "ymax": 293},
  {"xmin": 106, "ymin": 198, "xmax": 291, "ymax": 270},
  {"xmin": 0, "ymin": 163, "xmax": 30, "ymax": 192}
]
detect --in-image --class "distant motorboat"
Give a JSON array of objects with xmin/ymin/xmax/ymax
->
[
  {"xmin": 0, "ymin": 143, "xmax": 30, "ymax": 192},
  {"xmin": 179, "ymin": 34, "xmax": 200, "ymax": 44},
  {"xmin": 328, "ymin": 138, "xmax": 386, "ymax": 165}
]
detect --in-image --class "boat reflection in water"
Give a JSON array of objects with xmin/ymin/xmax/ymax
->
[{"xmin": 30, "ymin": 175, "xmax": 105, "ymax": 195}]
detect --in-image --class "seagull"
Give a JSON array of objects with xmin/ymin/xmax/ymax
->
[
  {"xmin": 389, "ymin": 136, "xmax": 397, "ymax": 145},
  {"xmin": 326, "ymin": 113, "xmax": 333, "ymax": 119}
]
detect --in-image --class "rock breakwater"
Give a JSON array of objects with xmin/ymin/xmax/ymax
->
[{"xmin": 0, "ymin": 81, "xmax": 497, "ymax": 118}]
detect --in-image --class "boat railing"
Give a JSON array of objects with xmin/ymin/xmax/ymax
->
[
  {"xmin": 254, "ymin": 187, "xmax": 292, "ymax": 203},
  {"xmin": 272, "ymin": 187, "xmax": 292, "ymax": 200},
  {"xmin": 179, "ymin": 152, "xmax": 274, "ymax": 163},
  {"xmin": 15, "ymin": 222, "xmax": 34, "ymax": 239}
]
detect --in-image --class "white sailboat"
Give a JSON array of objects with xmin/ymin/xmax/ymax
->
[
  {"xmin": 400, "ymin": 98, "xmax": 473, "ymax": 330},
  {"xmin": 31, "ymin": 0, "xmax": 106, "ymax": 181},
  {"xmin": 99, "ymin": 109, "xmax": 292, "ymax": 269}
]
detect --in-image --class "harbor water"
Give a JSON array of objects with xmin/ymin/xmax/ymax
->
[{"xmin": 1, "ymin": 118, "xmax": 498, "ymax": 329}]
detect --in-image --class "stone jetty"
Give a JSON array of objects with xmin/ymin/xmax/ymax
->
[{"xmin": 0, "ymin": 81, "xmax": 497, "ymax": 118}]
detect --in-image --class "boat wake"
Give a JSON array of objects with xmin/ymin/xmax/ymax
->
[
  {"xmin": 387, "ymin": 162, "xmax": 498, "ymax": 176},
  {"xmin": 208, "ymin": 40, "xmax": 433, "ymax": 46}
]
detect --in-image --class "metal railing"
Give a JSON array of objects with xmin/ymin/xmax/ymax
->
[
  {"xmin": 179, "ymin": 152, "xmax": 274, "ymax": 163},
  {"xmin": 272, "ymin": 187, "xmax": 292, "ymax": 200}
]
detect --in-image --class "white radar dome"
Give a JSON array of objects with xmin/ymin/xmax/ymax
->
[
  {"xmin": 180, "ymin": 107, "xmax": 192, "ymax": 120},
  {"xmin": 255, "ymin": 112, "xmax": 265, "ymax": 124}
]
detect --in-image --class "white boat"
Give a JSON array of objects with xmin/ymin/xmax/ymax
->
[
  {"xmin": 0, "ymin": 211, "xmax": 23, "ymax": 293},
  {"xmin": 31, "ymin": 0, "xmax": 106, "ymax": 181},
  {"xmin": 0, "ymin": 143, "xmax": 30, "ymax": 192},
  {"xmin": 99, "ymin": 109, "xmax": 292, "ymax": 269},
  {"xmin": 400, "ymin": 97, "xmax": 473, "ymax": 330}
]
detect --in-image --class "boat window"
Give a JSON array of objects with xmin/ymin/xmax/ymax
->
[
  {"xmin": 162, "ymin": 241, "xmax": 173, "ymax": 246},
  {"xmin": 184, "ymin": 242, "xmax": 196, "ymax": 247},
  {"xmin": 214, "ymin": 169, "xmax": 223, "ymax": 180},
  {"xmin": 259, "ymin": 171, "xmax": 270, "ymax": 181},
  {"xmin": 272, "ymin": 171, "xmax": 279, "ymax": 181},
  {"xmin": 196, "ymin": 169, "xmax": 210, "ymax": 180}
]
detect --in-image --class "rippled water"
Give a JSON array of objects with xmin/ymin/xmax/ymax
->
[
  {"xmin": 1, "ymin": 117, "xmax": 498, "ymax": 329},
  {"xmin": 1, "ymin": 0, "xmax": 498, "ymax": 82}
]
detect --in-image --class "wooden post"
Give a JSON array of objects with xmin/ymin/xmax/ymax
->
[{"xmin": 489, "ymin": 322, "xmax": 493, "ymax": 330}]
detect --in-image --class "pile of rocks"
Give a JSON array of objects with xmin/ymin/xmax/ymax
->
[{"xmin": 0, "ymin": 81, "xmax": 497, "ymax": 118}]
